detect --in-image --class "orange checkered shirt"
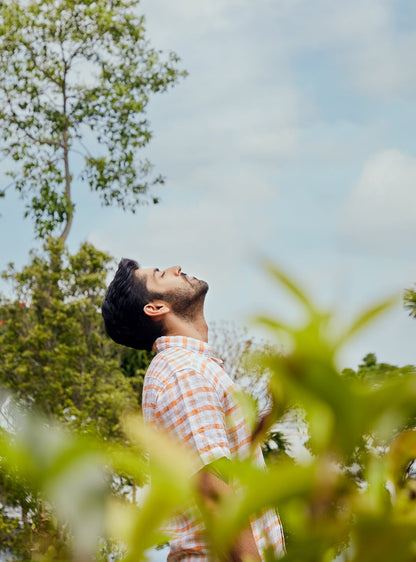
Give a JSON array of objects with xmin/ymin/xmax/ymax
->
[{"xmin": 142, "ymin": 336, "xmax": 285, "ymax": 561}]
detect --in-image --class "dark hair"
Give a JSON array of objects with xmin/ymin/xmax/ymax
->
[{"xmin": 101, "ymin": 258, "xmax": 164, "ymax": 351}]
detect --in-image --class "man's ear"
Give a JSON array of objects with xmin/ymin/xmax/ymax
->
[{"xmin": 143, "ymin": 300, "xmax": 170, "ymax": 318}]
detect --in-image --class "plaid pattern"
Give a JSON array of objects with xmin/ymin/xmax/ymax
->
[{"xmin": 142, "ymin": 336, "xmax": 285, "ymax": 561}]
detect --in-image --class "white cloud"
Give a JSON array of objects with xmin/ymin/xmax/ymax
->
[
  {"xmin": 89, "ymin": 166, "xmax": 278, "ymax": 289},
  {"xmin": 266, "ymin": 0, "xmax": 416, "ymax": 98},
  {"xmin": 339, "ymin": 149, "xmax": 416, "ymax": 253},
  {"xmin": 82, "ymin": 0, "xmax": 416, "ymax": 368},
  {"xmin": 148, "ymin": 85, "xmax": 301, "ymax": 177},
  {"xmin": 139, "ymin": 0, "xmax": 253, "ymax": 46},
  {"xmin": 141, "ymin": 0, "xmax": 416, "ymax": 115}
]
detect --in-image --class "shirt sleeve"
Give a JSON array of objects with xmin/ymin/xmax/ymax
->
[{"xmin": 155, "ymin": 368, "xmax": 231, "ymax": 468}]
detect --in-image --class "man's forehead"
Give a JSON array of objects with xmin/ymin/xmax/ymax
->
[
  {"xmin": 135, "ymin": 267, "xmax": 154, "ymax": 279},
  {"xmin": 135, "ymin": 267, "xmax": 162, "ymax": 286},
  {"xmin": 135, "ymin": 266, "xmax": 154, "ymax": 274}
]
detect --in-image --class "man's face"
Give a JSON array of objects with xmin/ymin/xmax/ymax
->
[{"xmin": 137, "ymin": 265, "xmax": 208, "ymax": 318}]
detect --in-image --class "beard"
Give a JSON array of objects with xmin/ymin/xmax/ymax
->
[{"xmin": 164, "ymin": 277, "xmax": 209, "ymax": 321}]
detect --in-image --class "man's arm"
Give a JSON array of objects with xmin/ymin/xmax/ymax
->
[{"xmin": 197, "ymin": 467, "xmax": 261, "ymax": 562}]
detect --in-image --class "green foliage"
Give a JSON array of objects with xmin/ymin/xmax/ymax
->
[
  {"xmin": 0, "ymin": 240, "xmax": 155, "ymax": 557},
  {"xmin": 0, "ymin": 238, "xmax": 145, "ymax": 438},
  {"xmin": 0, "ymin": 467, "xmax": 34, "ymax": 558},
  {"xmin": 342, "ymin": 352, "xmax": 415, "ymax": 387},
  {"xmin": 0, "ymin": 0, "xmax": 186, "ymax": 239},
  {"xmin": 119, "ymin": 347, "xmax": 154, "ymax": 403},
  {"xmin": 252, "ymin": 265, "xmax": 416, "ymax": 560},
  {"xmin": 341, "ymin": 354, "xmax": 416, "ymax": 452},
  {"xmin": 404, "ymin": 286, "xmax": 416, "ymax": 319},
  {"xmin": 0, "ymin": 410, "xmax": 192, "ymax": 561},
  {"xmin": 2, "ymin": 264, "xmax": 416, "ymax": 560}
]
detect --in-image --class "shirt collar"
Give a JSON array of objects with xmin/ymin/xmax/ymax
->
[{"xmin": 153, "ymin": 335, "xmax": 215, "ymax": 359}]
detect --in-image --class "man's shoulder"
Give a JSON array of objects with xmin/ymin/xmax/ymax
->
[
  {"xmin": 145, "ymin": 345, "xmax": 198, "ymax": 383},
  {"xmin": 145, "ymin": 344, "xmax": 229, "ymax": 387}
]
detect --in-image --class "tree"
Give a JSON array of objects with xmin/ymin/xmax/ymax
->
[
  {"xmin": 342, "ymin": 352, "xmax": 415, "ymax": 388},
  {"xmin": 0, "ymin": 239, "xmax": 145, "ymax": 439},
  {"xmin": 209, "ymin": 322, "xmax": 272, "ymax": 404},
  {"xmin": 0, "ymin": 239, "xmax": 155, "ymax": 557},
  {"xmin": 0, "ymin": 0, "xmax": 186, "ymax": 240},
  {"xmin": 404, "ymin": 285, "xmax": 416, "ymax": 318},
  {"xmin": 341, "ymin": 353, "xmax": 416, "ymax": 482}
]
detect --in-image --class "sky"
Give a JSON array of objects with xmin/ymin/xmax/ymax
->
[{"xmin": 1, "ymin": 0, "xmax": 416, "ymax": 369}]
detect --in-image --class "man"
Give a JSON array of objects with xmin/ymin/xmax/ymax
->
[{"xmin": 102, "ymin": 259, "xmax": 285, "ymax": 561}]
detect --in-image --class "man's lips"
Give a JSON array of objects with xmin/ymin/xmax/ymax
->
[
  {"xmin": 183, "ymin": 272, "xmax": 197, "ymax": 284},
  {"xmin": 182, "ymin": 272, "xmax": 192, "ymax": 282}
]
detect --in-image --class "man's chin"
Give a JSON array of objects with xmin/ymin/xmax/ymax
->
[
  {"xmin": 188, "ymin": 275, "xmax": 208, "ymax": 293},
  {"xmin": 198, "ymin": 280, "xmax": 209, "ymax": 294}
]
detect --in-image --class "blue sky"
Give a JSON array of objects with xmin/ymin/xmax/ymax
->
[{"xmin": 1, "ymin": 0, "xmax": 416, "ymax": 369}]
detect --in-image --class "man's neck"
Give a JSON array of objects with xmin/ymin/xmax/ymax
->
[{"xmin": 163, "ymin": 315, "xmax": 208, "ymax": 343}]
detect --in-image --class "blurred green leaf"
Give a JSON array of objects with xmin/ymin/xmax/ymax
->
[
  {"xmin": 338, "ymin": 296, "xmax": 398, "ymax": 348},
  {"xmin": 262, "ymin": 262, "xmax": 316, "ymax": 317}
]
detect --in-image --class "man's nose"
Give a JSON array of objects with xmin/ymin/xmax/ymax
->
[{"xmin": 166, "ymin": 265, "xmax": 181, "ymax": 276}]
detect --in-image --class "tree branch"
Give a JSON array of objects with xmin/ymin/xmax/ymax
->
[
  {"xmin": 24, "ymin": 42, "xmax": 63, "ymax": 88},
  {"xmin": 59, "ymin": 62, "xmax": 74, "ymax": 242},
  {"xmin": 3, "ymin": 88, "xmax": 63, "ymax": 148}
]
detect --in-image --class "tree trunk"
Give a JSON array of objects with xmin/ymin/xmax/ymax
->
[{"xmin": 60, "ymin": 128, "xmax": 73, "ymax": 242}]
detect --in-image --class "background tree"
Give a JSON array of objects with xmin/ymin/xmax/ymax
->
[
  {"xmin": 342, "ymin": 352, "xmax": 415, "ymax": 387},
  {"xmin": 341, "ymin": 353, "xmax": 416, "ymax": 482},
  {"xmin": 0, "ymin": 240, "xmax": 155, "ymax": 556},
  {"xmin": 209, "ymin": 321, "xmax": 274, "ymax": 406},
  {"xmin": 0, "ymin": 0, "xmax": 186, "ymax": 240},
  {"xmin": 0, "ymin": 239, "xmax": 150, "ymax": 439}
]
